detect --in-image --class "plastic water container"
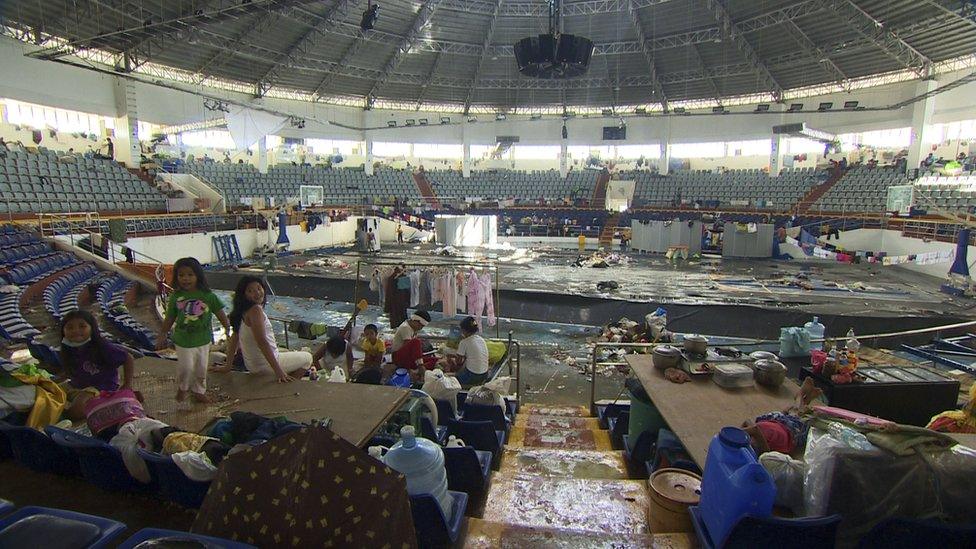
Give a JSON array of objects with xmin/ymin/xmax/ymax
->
[
  {"xmin": 804, "ymin": 317, "xmax": 826, "ymax": 351},
  {"xmin": 381, "ymin": 426, "xmax": 454, "ymax": 521},
  {"xmin": 698, "ymin": 427, "xmax": 776, "ymax": 547},
  {"xmin": 388, "ymin": 368, "xmax": 412, "ymax": 388}
]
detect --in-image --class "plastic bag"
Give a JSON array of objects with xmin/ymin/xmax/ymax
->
[
  {"xmin": 171, "ymin": 451, "xmax": 218, "ymax": 481},
  {"xmin": 467, "ymin": 376, "xmax": 511, "ymax": 412},
  {"xmin": 645, "ymin": 308, "xmax": 668, "ymax": 341},
  {"xmin": 328, "ymin": 367, "xmax": 347, "ymax": 383},
  {"xmin": 759, "ymin": 451, "xmax": 807, "ymax": 515},
  {"xmin": 421, "ymin": 369, "xmax": 462, "ymax": 415}
]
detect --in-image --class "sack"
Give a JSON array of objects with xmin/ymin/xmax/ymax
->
[
  {"xmin": 779, "ymin": 327, "xmax": 812, "ymax": 358},
  {"xmin": 467, "ymin": 376, "xmax": 511, "ymax": 413},
  {"xmin": 422, "ymin": 369, "xmax": 462, "ymax": 416},
  {"xmin": 84, "ymin": 388, "xmax": 146, "ymax": 435}
]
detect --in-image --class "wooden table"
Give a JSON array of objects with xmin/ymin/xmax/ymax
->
[
  {"xmin": 626, "ymin": 355, "xmax": 798, "ymax": 468},
  {"xmin": 134, "ymin": 356, "xmax": 409, "ymax": 447}
]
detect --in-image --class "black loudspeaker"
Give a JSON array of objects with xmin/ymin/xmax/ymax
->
[{"xmin": 515, "ymin": 33, "xmax": 593, "ymax": 78}]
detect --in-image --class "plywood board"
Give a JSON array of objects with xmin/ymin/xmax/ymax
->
[
  {"xmin": 626, "ymin": 355, "xmax": 798, "ymax": 468},
  {"xmin": 133, "ymin": 356, "xmax": 408, "ymax": 447}
]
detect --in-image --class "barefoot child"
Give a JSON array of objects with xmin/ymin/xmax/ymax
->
[
  {"xmin": 157, "ymin": 257, "xmax": 229, "ymax": 403},
  {"xmin": 58, "ymin": 310, "xmax": 135, "ymax": 420}
]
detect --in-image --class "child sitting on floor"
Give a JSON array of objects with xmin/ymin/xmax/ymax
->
[
  {"xmin": 359, "ymin": 324, "xmax": 386, "ymax": 369},
  {"xmin": 57, "ymin": 310, "xmax": 135, "ymax": 421}
]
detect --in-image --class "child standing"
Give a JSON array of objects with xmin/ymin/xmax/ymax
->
[
  {"xmin": 157, "ymin": 257, "xmax": 229, "ymax": 403},
  {"xmin": 58, "ymin": 310, "xmax": 135, "ymax": 420}
]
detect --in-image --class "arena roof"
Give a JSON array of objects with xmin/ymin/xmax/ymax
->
[{"xmin": 3, "ymin": 0, "xmax": 976, "ymax": 112}]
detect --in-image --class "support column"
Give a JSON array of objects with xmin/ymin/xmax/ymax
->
[
  {"xmin": 906, "ymin": 79, "xmax": 937, "ymax": 172},
  {"xmin": 364, "ymin": 137, "xmax": 375, "ymax": 176},
  {"xmin": 559, "ymin": 140, "xmax": 568, "ymax": 178},
  {"xmin": 462, "ymin": 142, "xmax": 471, "ymax": 178},
  {"xmin": 659, "ymin": 119, "xmax": 671, "ymax": 175},
  {"xmin": 111, "ymin": 78, "xmax": 140, "ymax": 167},
  {"xmin": 770, "ymin": 134, "xmax": 786, "ymax": 175},
  {"xmin": 257, "ymin": 136, "xmax": 268, "ymax": 174}
]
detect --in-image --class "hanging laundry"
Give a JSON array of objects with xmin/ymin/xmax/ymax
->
[
  {"xmin": 456, "ymin": 271, "xmax": 467, "ymax": 314},
  {"xmin": 466, "ymin": 270, "xmax": 496, "ymax": 330},
  {"xmin": 419, "ymin": 270, "xmax": 433, "ymax": 308},
  {"xmin": 408, "ymin": 270, "xmax": 421, "ymax": 308}
]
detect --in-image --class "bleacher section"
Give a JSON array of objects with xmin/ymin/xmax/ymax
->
[
  {"xmin": 0, "ymin": 148, "xmax": 167, "ymax": 214},
  {"xmin": 625, "ymin": 168, "xmax": 818, "ymax": 210},
  {"xmin": 426, "ymin": 169, "xmax": 599, "ymax": 202},
  {"xmin": 180, "ymin": 162, "xmax": 420, "ymax": 206},
  {"xmin": 812, "ymin": 167, "xmax": 909, "ymax": 213},
  {"xmin": 96, "ymin": 274, "xmax": 156, "ymax": 350},
  {"xmin": 913, "ymin": 175, "xmax": 976, "ymax": 215}
]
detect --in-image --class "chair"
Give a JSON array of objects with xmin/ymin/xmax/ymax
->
[
  {"xmin": 117, "ymin": 528, "xmax": 257, "ymax": 549},
  {"xmin": 0, "ymin": 506, "xmax": 126, "ymax": 549},
  {"xmin": 47, "ymin": 428, "xmax": 149, "ymax": 493},
  {"xmin": 445, "ymin": 419, "xmax": 503, "ymax": 467},
  {"xmin": 136, "ymin": 449, "xmax": 211, "ymax": 508},
  {"xmin": 420, "ymin": 417, "xmax": 448, "ymax": 446},
  {"xmin": 859, "ymin": 517, "xmax": 976, "ymax": 549},
  {"xmin": 461, "ymin": 402, "xmax": 510, "ymax": 435},
  {"xmin": 0, "ymin": 499, "xmax": 12, "ymax": 516},
  {"xmin": 443, "ymin": 446, "xmax": 492, "ymax": 498},
  {"xmin": 608, "ymin": 410, "xmax": 630, "ymax": 450},
  {"xmin": 434, "ymin": 399, "xmax": 457, "ymax": 426},
  {"xmin": 689, "ymin": 506, "xmax": 841, "ymax": 549},
  {"xmin": 597, "ymin": 402, "xmax": 629, "ymax": 429},
  {"xmin": 409, "ymin": 490, "xmax": 467, "ymax": 548},
  {"xmin": 0, "ymin": 422, "xmax": 80, "ymax": 476}
]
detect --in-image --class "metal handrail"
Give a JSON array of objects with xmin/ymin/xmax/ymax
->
[{"xmin": 589, "ymin": 341, "xmax": 659, "ymax": 415}]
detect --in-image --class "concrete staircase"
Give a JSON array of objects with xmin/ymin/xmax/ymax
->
[
  {"xmin": 599, "ymin": 212, "xmax": 622, "ymax": 247},
  {"xmin": 794, "ymin": 167, "xmax": 846, "ymax": 214},
  {"xmin": 591, "ymin": 169, "xmax": 611, "ymax": 209},
  {"xmin": 413, "ymin": 170, "xmax": 441, "ymax": 209},
  {"xmin": 463, "ymin": 404, "xmax": 693, "ymax": 547}
]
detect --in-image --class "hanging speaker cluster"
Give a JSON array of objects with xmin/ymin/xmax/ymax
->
[{"xmin": 514, "ymin": 0, "xmax": 593, "ymax": 79}]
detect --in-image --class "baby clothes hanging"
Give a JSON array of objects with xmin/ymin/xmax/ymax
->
[
  {"xmin": 466, "ymin": 270, "xmax": 496, "ymax": 330},
  {"xmin": 418, "ymin": 270, "xmax": 433, "ymax": 308},
  {"xmin": 455, "ymin": 271, "xmax": 467, "ymax": 314},
  {"xmin": 441, "ymin": 270, "xmax": 457, "ymax": 317},
  {"xmin": 408, "ymin": 270, "xmax": 421, "ymax": 307},
  {"xmin": 369, "ymin": 269, "xmax": 386, "ymax": 307}
]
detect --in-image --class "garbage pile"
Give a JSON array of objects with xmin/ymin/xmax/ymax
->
[{"xmin": 572, "ymin": 251, "xmax": 632, "ymax": 268}]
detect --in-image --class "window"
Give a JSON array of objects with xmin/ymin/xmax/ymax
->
[
  {"xmin": 181, "ymin": 130, "xmax": 236, "ymax": 149},
  {"xmin": 616, "ymin": 144, "xmax": 662, "ymax": 159},
  {"xmin": 785, "ymin": 137, "xmax": 825, "ymax": 155},
  {"xmin": 372, "ymin": 141, "xmax": 411, "ymax": 157},
  {"xmin": 413, "ymin": 143, "xmax": 463, "ymax": 159},
  {"xmin": 306, "ymin": 138, "xmax": 359, "ymax": 155},
  {"xmin": 512, "ymin": 145, "xmax": 560, "ymax": 160},
  {"xmin": 4, "ymin": 98, "xmax": 109, "ymax": 135},
  {"xmin": 671, "ymin": 142, "xmax": 724, "ymax": 158},
  {"xmin": 727, "ymin": 139, "xmax": 771, "ymax": 157},
  {"xmin": 925, "ymin": 119, "xmax": 976, "ymax": 143},
  {"xmin": 859, "ymin": 127, "xmax": 910, "ymax": 149}
]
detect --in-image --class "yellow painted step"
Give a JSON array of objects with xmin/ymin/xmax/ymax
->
[
  {"xmin": 508, "ymin": 425, "xmax": 613, "ymax": 451},
  {"xmin": 482, "ymin": 472, "xmax": 650, "ymax": 534},
  {"xmin": 499, "ymin": 448, "xmax": 630, "ymax": 480},
  {"xmin": 520, "ymin": 404, "xmax": 591, "ymax": 418},
  {"xmin": 515, "ymin": 414, "xmax": 601, "ymax": 431},
  {"xmin": 463, "ymin": 518, "xmax": 695, "ymax": 548}
]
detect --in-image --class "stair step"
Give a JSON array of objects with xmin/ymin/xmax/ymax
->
[
  {"xmin": 482, "ymin": 473, "xmax": 650, "ymax": 534},
  {"xmin": 520, "ymin": 404, "xmax": 591, "ymax": 417},
  {"xmin": 500, "ymin": 448, "xmax": 629, "ymax": 479},
  {"xmin": 515, "ymin": 414, "xmax": 601, "ymax": 431},
  {"xmin": 508, "ymin": 425, "xmax": 613, "ymax": 451},
  {"xmin": 463, "ymin": 518, "xmax": 694, "ymax": 548}
]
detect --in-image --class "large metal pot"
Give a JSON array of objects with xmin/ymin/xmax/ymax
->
[
  {"xmin": 749, "ymin": 351, "xmax": 779, "ymax": 362},
  {"xmin": 754, "ymin": 359, "xmax": 787, "ymax": 388},
  {"xmin": 652, "ymin": 345, "xmax": 682, "ymax": 370},
  {"xmin": 682, "ymin": 334, "xmax": 708, "ymax": 355}
]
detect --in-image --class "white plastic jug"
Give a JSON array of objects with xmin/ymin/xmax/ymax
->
[
  {"xmin": 370, "ymin": 426, "xmax": 453, "ymax": 521},
  {"xmin": 327, "ymin": 367, "xmax": 347, "ymax": 383},
  {"xmin": 804, "ymin": 317, "xmax": 826, "ymax": 351}
]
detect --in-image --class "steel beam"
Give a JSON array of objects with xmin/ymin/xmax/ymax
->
[
  {"xmin": 783, "ymin": 19, "xmax": 849, "ymax": 88},
  {"xmin": 365, "ymin": 0, "xmax": 443, "ymax": 105},
  {"xmin": 691, "ymin": 44, "xmax": 722, "ymax": 105},
  {"xmin": 417, "ymin": 50, "xmax": 448, "ymax": 107},
  {"xmin": 628, "ymin": 0, "xmax": 669, "ymax": 111},
  {"xmin": 701, "ymin": 0, "xmax": 784, "ymax": 100},
  {"xmin": 28, "ymin": 0, "xmax": 320, "ymax": 60},
  {"xmin": 257, "ymin": 0, "xmax": 354, "ymax": 95},
  {"xmin": 829, "ymin": 0, "xmax": 932, "ymax": 76},
  {"xmin": 463, "ymin": 0, "xmax": 503, "ymax": 114}
]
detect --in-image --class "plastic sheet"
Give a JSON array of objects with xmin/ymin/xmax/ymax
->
[{"xmin": 803, "ymin": 426, "xmax": 976, "ymax": 544}]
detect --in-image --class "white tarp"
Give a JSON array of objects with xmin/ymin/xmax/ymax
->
[{"xmin": 225, "ymin": 106, "xmax": 287, "ymax": 150}]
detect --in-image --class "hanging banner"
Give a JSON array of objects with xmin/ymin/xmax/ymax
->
[{"xmin": 226, "ymin": 106, "xmax": 287, "ymax": 150}]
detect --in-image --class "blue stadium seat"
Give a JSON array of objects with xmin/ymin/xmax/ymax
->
[
  {"xmin": 409, "ymin": 490, "xmax": 467, "ymax": 548},
  {"xmin": 48, "ymin": 428, "xmax": 149, "ymax": 493},
  {"xmin": 0, "ymin": 421, "xmax": 80, "ymax": 476},
  {"xmin": 117, "ymin": 528, "xmax": 257, "ymax": 549},
  {"xmin": 0, "ymin": 506, "xmax": 126, "ymax": 549},
  {"xmin": 136, "ymin": 448, "xmax": 212, "ymax": 508}
]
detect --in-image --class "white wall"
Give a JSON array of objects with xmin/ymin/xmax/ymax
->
[{"xmin": 120, "ymin": 219, "xmax": 357, "ymax": 264}]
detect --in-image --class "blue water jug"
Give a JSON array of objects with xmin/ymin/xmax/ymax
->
[
  {"xmin": 698, "ymin": 427, "xmax": 776, "ymax": 547},
  {"xmin": 388, "ymin": 368, "xmax": 412, "ymax": 388}
]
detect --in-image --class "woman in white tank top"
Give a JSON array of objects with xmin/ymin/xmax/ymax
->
[{"xmin": 221, "ymin": 276, "xmax": 312, "ymax": 382}]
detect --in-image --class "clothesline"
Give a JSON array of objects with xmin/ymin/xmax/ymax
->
[
  {"xmin": 353, "ymin": 258, "xmax": 501, "ymax": 338},
  {"xmin": 785, "ymin": 229, "xmax": 955, "ymax": 266}
]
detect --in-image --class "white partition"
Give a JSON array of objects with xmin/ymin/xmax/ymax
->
[
  {"xmin": 435, "ymin": 214, "xmax": 498, "ymax": 247},
  {"xmin": 722, "ymin": 222, "xmax": 774, "ymax": 258},
  {"xmin": 631, "ymin": 220, "xmax": 703, "ymax": 254}
]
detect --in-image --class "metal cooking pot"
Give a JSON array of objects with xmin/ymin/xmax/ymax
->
[
  {"xmin": 682, "ymin": 334, "xmax": 708, "ymax": 355},
  {"xmin": 753, "ymin": 359, "xmax": 787, "ymax": 387},
  {"xmin": 749, "ymin": 351, "xmax": 779, "ymax": 362},
  {"xmin": 652, "ymin": 345, "xmax": 682, "ymax": 370}
]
